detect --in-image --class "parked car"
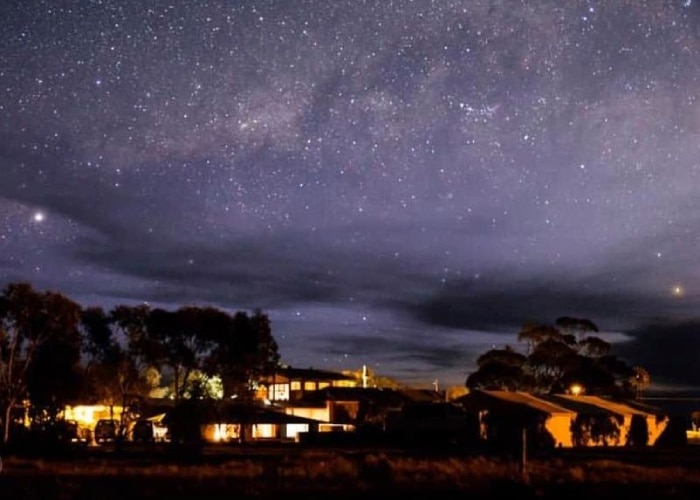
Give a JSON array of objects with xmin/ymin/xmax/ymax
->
[
  {"xmin": 59, "ymin": 419, "xmax": 90, "ymax": 444},
  {"xmin": 31, "ymin": 419, "xmax": 90, "ymax": 446},
  {"xmin": 131, "ymin": 419, "xmax": 169, "ymax": 443},
  {"xmin": 94, "ymin": 419, "xmax": 119, "ymax": 444}
]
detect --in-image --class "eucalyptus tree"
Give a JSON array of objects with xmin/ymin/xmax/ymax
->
[
  {"xmin": 465, "ymin": 346, "xmax": 530, "ymax": 391},
  {"xmin": 148, "ymin": 306, "xmax": 220, "ymax": 402},
  {"xmin": 205, "ymin": 309, "xmax": 280, "ymax": 400},
  {"xmin": 467, "ymin": 317, "xmax": 644, "ymax": 398},
  {"xmin": 81, "ymin": 306, "xmax": 155, "ymax": 424},
  {"xmin": 0, "ymin": 282, "xmax": 83, "ymax": 443}
]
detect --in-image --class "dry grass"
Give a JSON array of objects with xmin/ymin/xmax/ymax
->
[{"xmin": 3, "ymin": 448, "xmax": 700, "ymax": 498}]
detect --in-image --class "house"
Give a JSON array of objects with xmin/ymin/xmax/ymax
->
[
  {"xmin": 162, "ymin": 400, "xmax": 322, "ymax": 444},
  {"xmin": 541, "ymin": 394, "xmax": 669, "ymax": 447},
  {"xmin": 282, "ymin": 386, "xmax": 413, "ymax": 431},
  {"xmin": 457, "ymin": 390, "xmax": 671, "ymax": 449},
  {"xmin": 258, "ymin": 366, "xmax": 359, "ymax": 403},
  {"xmin": 458, "ymin": 390, "xmax": 577, "ymax": 449}
]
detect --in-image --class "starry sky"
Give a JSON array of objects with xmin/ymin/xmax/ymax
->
[{"xmin": 3, "ymin": 0, "xmax": 700, "ymax": 391}]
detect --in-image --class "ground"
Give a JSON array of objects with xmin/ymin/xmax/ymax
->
[{"xmin": 2, "ymin": 443, "xmax": 700, "ymax": 499}]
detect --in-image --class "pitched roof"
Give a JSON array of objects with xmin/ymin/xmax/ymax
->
[
  {"xmin": 162, "ymin": 401, "xmax": 322, "ymax": 425},
  {"xmin": 296, "ymin": 387, "xmax": 414, "ymax": 406},
  {"xmin": 551, "ymin": 395, "xmax": 660, "ymax": 417},
  {"xmin": 458, "ymin": 390, "xmax": 575, "ymax": 415},
  {"xmin": 399, "ymin": 388, "xmax": 446, "ymax": 403},
  {"xmin": 491, "ymin": 390, "xmax": 574, "ymax": 414},
  {"xmin": 459, "ymin": 391, "xmax": 667, "ymax": 419}
]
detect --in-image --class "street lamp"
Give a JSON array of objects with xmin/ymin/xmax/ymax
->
[{"xmin": 570, "ymin": 383, "xmax": 583, "ymax": 396}]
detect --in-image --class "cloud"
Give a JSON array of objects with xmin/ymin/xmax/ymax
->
[{"xmin": 615, "ymin": 320, "xmax": 700, "ymax": 390}]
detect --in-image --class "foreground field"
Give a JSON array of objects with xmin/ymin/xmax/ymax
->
[{"xmin": 3, "ymin": 445, "xmax": 700, "ymax": 499}]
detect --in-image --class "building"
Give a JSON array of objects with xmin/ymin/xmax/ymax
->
[
  {"xmin": 457, "ymin": 390, "xmax": 671, "ymax": 449},
  {"xmin": 258, "ymin": 366, "xmax": 359, "ymax": 403},
  {"xmin": 162, "ymin": 400, "xmax": 322, "ymax": 444}
]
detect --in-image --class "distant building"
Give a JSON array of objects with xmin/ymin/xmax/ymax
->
[
  {"xmin": 258, "ymin": 366, "xmax": 359, "ymax": 402},
  {"xmin": 457, "ymin": 390, "xmax": 671, "ymax": 449}
]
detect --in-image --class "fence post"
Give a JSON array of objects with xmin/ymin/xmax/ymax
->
[{"xmin": 521, "ymin": 427, "xmax": 529, "ymax": 483}]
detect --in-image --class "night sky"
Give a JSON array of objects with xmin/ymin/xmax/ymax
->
[{"xmin": 3, "ymin": 1, "xmax": 700, "ymax": 390}]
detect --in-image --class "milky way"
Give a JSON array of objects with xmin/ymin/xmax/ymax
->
[{"xmin": 2, "ymin": 0, "xmax": 700, "ymax": 389}]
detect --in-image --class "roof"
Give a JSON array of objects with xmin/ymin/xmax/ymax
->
[
  {"xmin": 296, "ymin": 387, "xmax": 414, "ymax": 406},
  {"xmin": 479, "ymin": 391, "xmax": 574, "ymax": 415},
  {"xmin": 261, "ymin": 366, "xmax": 358, "ymax": 383},
  {"xmin": 457, "ymin": 391, "xmax": 565, "ymax": 415},
  {"xmin": 537, "ymin": 394, "xmax": 613, "ymax": 415},
  {"xmin": 162, "ymin": 402, "xmax": 322, "ymax": 425},
  {"xmin": 458, "ymin": 391, "xmax": 669, "ymax": 419},
  {"xmin": 399, "ymin": 388, "xmax": 446, "ymax": 403},
  {"xmin": 555, "ymin": 395, "xmax": 659, "ymax": 417}
]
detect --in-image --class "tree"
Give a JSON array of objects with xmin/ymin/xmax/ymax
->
[
  {"xmin": 82, "ymin": 306, "xmax": 159, "ymax": 433},
  {"xmin": 518, "ymin": 322, "xmax": 570, "ymax": 354},
  {"xmin": 466, "ymin": 346, "xmax": 530, "ymax": 391},
  {"xmin": 555, "ymin": 316, "xmax": 599, "ymax": 342},
  {"xmin": 0, "ymin": 283, "xmax": 82, "ymax": 443},
  {"xmin": 206, "ymin": 309, "xmax": 280, "ymax": 400},
  {"xmin": 26, "ymin": 324, "xmax": 84, "ymax": 423},
  {"xmin": 110, "ymin": 303, "xmax": 163, "ymax": 397},
  {"xmin": 466, "ymin": 317, "xmax": 646, "ymax": 398},
  {"xmin": 571, "ymin": 413, "xmax": 623, "ymax": 446},
  {"xmin": 147, "ymin": 306, "xmax": 223, "ymax": 402},
  {"xmin": 110, "ymin": 304, "xmax": 156, "ymax": 371},
  {"xmin": 630, "ymin": 366, "xmax": 651, "ymax": 400}
]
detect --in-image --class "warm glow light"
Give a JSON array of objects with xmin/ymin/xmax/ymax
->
[
  {"xmin": 63, "ymin": 405, "xmax": 124, "ymax": 427},
  {"xmin": 570, "ymin": 384, "xmax": 583, "ymax": 396},
  {"xmin": 213, "ymin": 424, "xmax": 224, "ymax": 442},
  {"xmin": 672, "ymin": 284, "xmax": 684, "ymax": 297}
]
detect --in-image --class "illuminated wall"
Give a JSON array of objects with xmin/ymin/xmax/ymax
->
[
  {"xmin": 63, "ymin": 405, "xmax": 124, "ymax": 428},
  {"xmin": 285, "ymin": 405, "xmax": 330, "ymax": 422},
  {"xmin": 202, "ymin": 423, "xmax": 241, "ymax": 443}
]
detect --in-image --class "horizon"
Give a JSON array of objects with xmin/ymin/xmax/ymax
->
[{"xmin": 3, "ymin": 1, "xmax": 700, "ymax": 392}]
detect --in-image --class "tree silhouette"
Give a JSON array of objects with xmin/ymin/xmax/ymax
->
[
  {"xmin": 630, "ymin": 366, "xmax": 651, "ymax": 400},
  {"xmin": 466, "ymin": 346, "xmax": 530, "ymax": 391},
  {"xmin": 0, "ymin": 283, "xmax": 82, "ymax": 443},
  {"xmin": 81, "ymin": 306, "xmax": 155, "ymax": 429},
  {"xmin": 467, "ymin": 317, "xmax": 643, "ymax": 398},
  {"xmin": 206, "ymin": 309, "xmax": 280, "ymax": 400}
]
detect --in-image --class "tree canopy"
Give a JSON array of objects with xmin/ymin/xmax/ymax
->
[
  {"xmin": 466, "ymin": 317, "xmax": 644, "ymax": 398},
  {"xmin": 0, "ymin": 281, "xmax": 281, "ymax": 443}
]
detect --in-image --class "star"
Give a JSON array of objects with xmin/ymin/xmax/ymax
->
[{"xmin": 2, "ymin": 1, "xmax": 700, "ymax": 390}]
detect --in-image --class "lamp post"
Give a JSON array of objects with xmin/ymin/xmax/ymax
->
[{"xmin": 570, "ymin": 383, "xmax": 583, "ymax": 396}]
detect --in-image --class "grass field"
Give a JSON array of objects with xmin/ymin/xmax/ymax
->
[{"xmin": 3, "ymin": 445, "xmax": 700, "ymax": 499}]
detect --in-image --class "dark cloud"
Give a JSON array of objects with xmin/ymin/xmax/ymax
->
[{"xmin": 616, "ymin": 320, "xmax": 700, "ymax": 390}]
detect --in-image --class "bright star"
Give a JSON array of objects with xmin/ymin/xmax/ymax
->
[{"xmin": 32, "ymin": 211, "xmax": 45, "ymax": 223}]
